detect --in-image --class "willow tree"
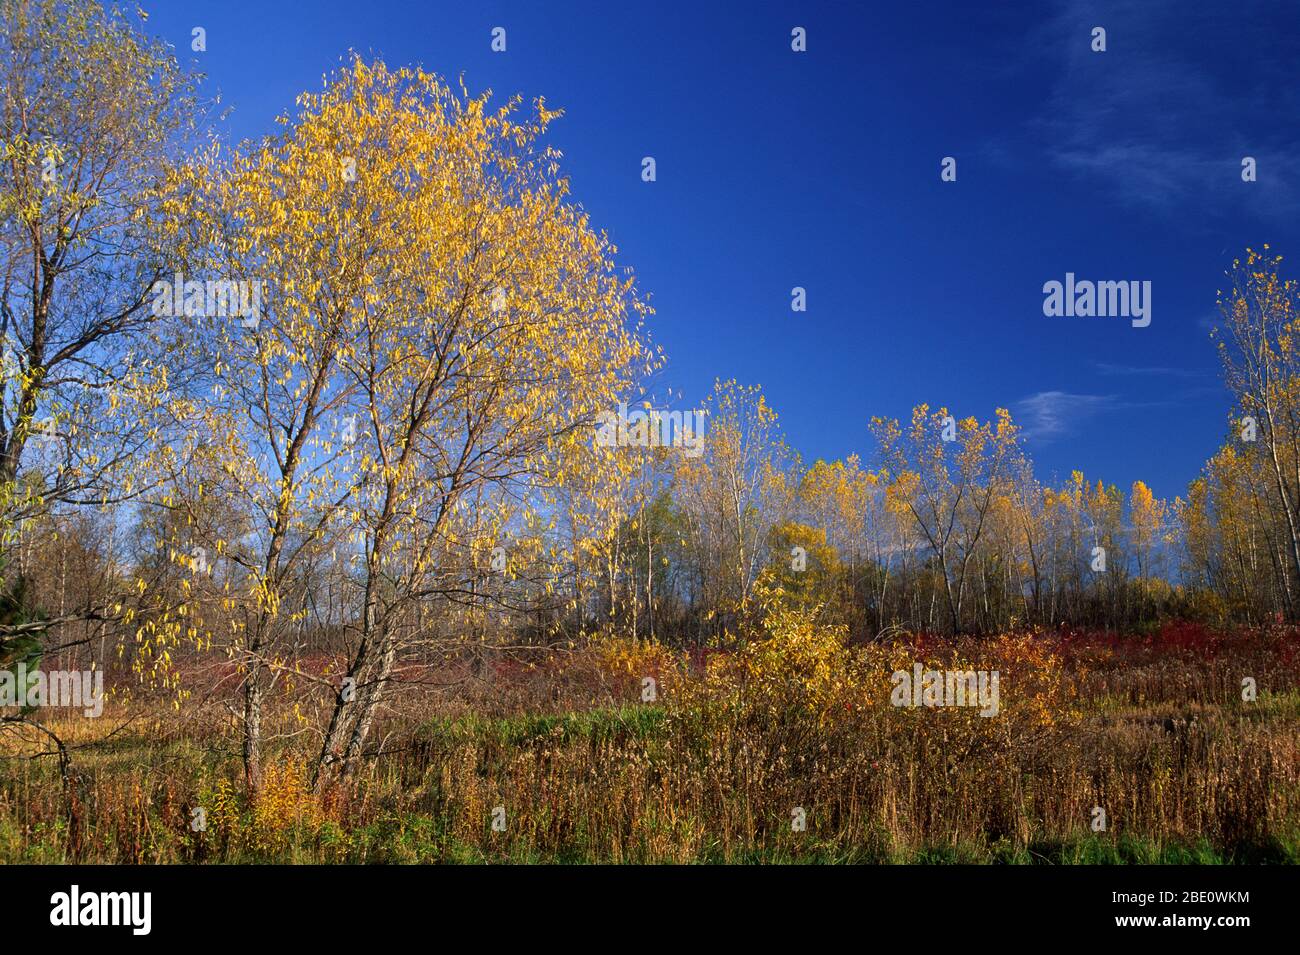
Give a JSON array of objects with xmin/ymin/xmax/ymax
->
[
  {"xmin": 871, "ymin": 405, "xmax": 1021, "ymax": 634},
  {"xmin": 672, "ymin": 380, "xmax": 799, "ymax": 641},
  {"xmin": 551, "ymin": 423, "xmax": 655, "ymax": 637},
  {"xmin": 0, "ymin": 0, "xmax": 202, "ymax": 707},
  {"xmin": 162, "ymin": 57, "xmax": 649, "ymax": 789},
  {"xmin": 311, "ymin": 61, "xmax": 650, "ymax": 783},
  {"xmin": 1179, "ymin": 440, "xmax": 1284, "ymax": 623},
  {"xmin": 0, "ymin": 0, "xmax": 201, "ymax": 507},
  {"xmin": 1214, "ymin": 246, "xmax": 1300, "ymax": 618},
  {"xmin": 798, "ymin": 455, "xmax": 894, "ymax": 636},
  {"xmin": 163, "ymin": 60, "xmax": 408, "ymax": 792},
  {"xmin": 1129, "ymin": 480, "xmax": 1168, "ymax": 580}
]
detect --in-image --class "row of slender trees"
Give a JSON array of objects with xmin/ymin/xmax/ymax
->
[{"xmin": 545, "ymin": 384, "xmax": 1184, "ymax": 644}]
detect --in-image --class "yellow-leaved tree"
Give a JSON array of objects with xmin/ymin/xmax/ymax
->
[
  {"xmin": 0, "ymin": 0, "xmax": 204, "ymax": 798},
  {"xmin": 871, "ymin": 405, "xmax": 1021, "ymax": 634},
  {"xmin": 162, "ymin": 57, "xmax": 650, "ymax": 790}
]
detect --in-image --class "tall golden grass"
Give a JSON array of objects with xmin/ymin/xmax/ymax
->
[{"xmin": 2, "ymin": 611, "xmax": 1297, "ymax": 863}]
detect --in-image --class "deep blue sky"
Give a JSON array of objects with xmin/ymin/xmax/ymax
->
[{"xmin": 147, "ymin": 0, "xmax": 1300, "ymax": 501}]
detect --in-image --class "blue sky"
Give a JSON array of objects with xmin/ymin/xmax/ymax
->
[{"xmin": 147, "ymin": 0, "xmax": 1300, "ymax": 500}]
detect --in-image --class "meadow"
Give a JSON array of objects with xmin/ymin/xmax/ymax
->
[{"xmin": 5, "ymin": 613, "xmax": 1297, "ymax": 865}]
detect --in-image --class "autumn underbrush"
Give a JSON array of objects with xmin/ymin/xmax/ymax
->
[{"xmin": 2, "ymin": 612, "xmax": 1298, "ymax": 864}]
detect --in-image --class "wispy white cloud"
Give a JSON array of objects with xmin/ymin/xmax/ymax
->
[
  {"xmin": 1016, "ymin": 390, "xmax": 1119, "ymax": 440},
  {"xmin": 1023, "ymin": 1, "xmax": 1300, "ymax": 218}
]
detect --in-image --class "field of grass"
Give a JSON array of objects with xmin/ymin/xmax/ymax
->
[{"xmin": 2, "ymin": 621, "xmax": 1298, "ymax": 864}]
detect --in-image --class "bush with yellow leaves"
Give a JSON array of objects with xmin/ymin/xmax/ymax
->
[
  {"xmin": 251, "ymin": 761, "xmax": 325, "ymax": 854},
  {"xmin": 725, "ymin": 585, "xmax": 855, "ymax": 724},
  {"xmin": 197, "ymin": 760, "xmax": 327, "ymax": 857},
  {"xmin": 585, "ymin": 628, "xmax": 686, "ymax": 702},
  {"xmin": 700, "ymin": 584, "xmax": 1079, "ymax": 742}
]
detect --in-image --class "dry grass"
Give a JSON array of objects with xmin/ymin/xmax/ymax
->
[{"xmin": 2, "ymin": 622, "xmax": 1298, "ymax": 864}]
